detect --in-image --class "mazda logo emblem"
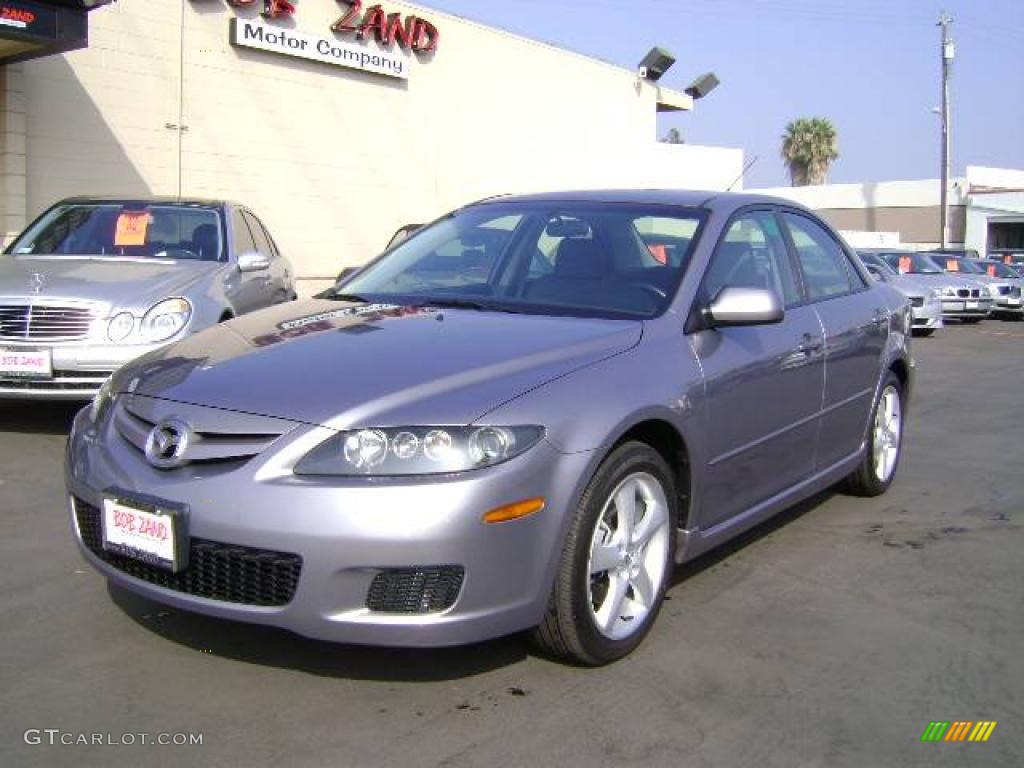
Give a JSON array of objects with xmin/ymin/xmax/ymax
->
[{"xmin": 144, "ymin": 419, "xmax": 191, "ymax": 469}]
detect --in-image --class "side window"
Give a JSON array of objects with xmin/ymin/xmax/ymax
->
[
  {"xmin": 783, "ymin": 213, "xmax": 856, "ymax": 300},
  {"xmin": 702, "ymin": 212, "xmax": 800, "ymax": 307},
  {"xmin": 242, "ymin": 211, "xmax": 274, "ymax": 258},
  {"xmin": 231, "ymin": 209, "xmax": 256, "ymax": 255}
]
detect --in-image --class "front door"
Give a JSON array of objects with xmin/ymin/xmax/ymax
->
[{"xmin": 691, "ymin": 210, "xmax": 825, "ymax": 529}]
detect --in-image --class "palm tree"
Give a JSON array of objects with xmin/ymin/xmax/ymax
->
[
  {"xmin": 660, "ymin": 127, "xmax": 684, "ymax": 145},
  {"xmin": 781, "ymin": 118, "xmax": 839, "ymax": 186}
]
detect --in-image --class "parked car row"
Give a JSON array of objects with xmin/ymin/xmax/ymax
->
[{"xmin": 856, "ymin": 248, "xmax": 1023, "ymax": 335}]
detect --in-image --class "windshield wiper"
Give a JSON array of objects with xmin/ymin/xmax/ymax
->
[
  {"xmin": 324, "ymin": 291, "xmax": 374, "ymax": 303},
  {"xmin": 414, "ymin": 297, "xmax": 525, "ymax": 314}
]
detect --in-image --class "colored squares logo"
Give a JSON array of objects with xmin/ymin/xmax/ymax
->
[{"xmin": 921, "ymin": 721, "xmax": 997, "ymax": 742}]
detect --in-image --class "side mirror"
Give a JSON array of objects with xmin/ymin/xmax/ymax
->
[
  {"xmin": 336, "ymin": 266, "xmax": 359, "ymax": 283},
  {"xmin": 237, "ymin": 250, "xmax": 270, "ymax": 273},
  {"xmin": 864, "ymin": 264, "xmax": 886, "ymax": 282},
  {"xmin": 706, "ymin": 286, "xmax": 784, "ymax": 327}
]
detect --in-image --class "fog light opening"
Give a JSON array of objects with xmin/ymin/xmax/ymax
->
[{"xmin": 483, "ymin": 497, "xmax": 546, "ymax": 524}]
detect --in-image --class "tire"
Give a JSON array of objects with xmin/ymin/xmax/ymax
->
[
  {"xmin": 530, "ymin": 441, "xmax": 678, "ymax": 665},
  {"xmin": 961, "ymin": 317, "xmax": 983, "ymax": 324},
  {"xmin": 841, "ymin": 372, "xmax": 904, "ymax": 497},
  {"xmin": 913, "ymin": 328, "xmax": 936, "ymax": 337}
]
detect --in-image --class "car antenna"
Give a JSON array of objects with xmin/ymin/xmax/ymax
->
[{"xmin": 727, "ymin": 155, "xmax": 759, "ymax": 192}]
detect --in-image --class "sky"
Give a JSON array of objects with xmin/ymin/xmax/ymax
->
[{"xmin": 419, "ymin": 0, "xmax": 1024, "ymax": 188}]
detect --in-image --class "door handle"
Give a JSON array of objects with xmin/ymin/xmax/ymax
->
[
  {"xmin": 872, "ymin": 309, "xmax": 889, "ymax": 327},
  {"xmin": 798, "ymin": 333, "xmax": 823, "ymax": 356}
]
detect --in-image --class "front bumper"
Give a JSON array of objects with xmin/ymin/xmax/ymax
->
[
  {"xmin": 910, "ymin": 301, "xmax": 943, "ymax": 330},
  {"xmin": 65, "ymin": 405, "xmax": 587, "ymax": 647},
  {"xmin": 992, "ymin": 296, "xmax": 1024, "ymax": 315},
  {"xmin": 0, "ymin": 341, "xmax": 161, "ymax": 399},
  {"xmin": 939, "ymin": 297, "xmax": 992, "ymax": 319}
]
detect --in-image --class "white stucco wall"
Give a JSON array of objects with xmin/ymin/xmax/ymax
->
[{"xmin": 19, "ymin": 0, "xmax": 741, "ymax": 292}]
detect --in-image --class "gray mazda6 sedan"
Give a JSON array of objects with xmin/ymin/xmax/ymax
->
[
  {"xmin": 66, "ymin": 190, "xmax": 912, "ymax": 665},
  {"xmin": 1, "ymin": 197, "xmax": 295, "ymax": 399}
]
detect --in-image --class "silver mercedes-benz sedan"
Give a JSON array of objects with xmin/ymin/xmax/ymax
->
[
  {"xmin": 1, "ymin": 197, "xmax": 295, "ymax": 399},
  {"xmin": 66, "ymin": 191, "xmax": 912, "ymax": 665},
  {"xmin": 857, "ymin": 251, "xmax": 942, "ymax": 336}
]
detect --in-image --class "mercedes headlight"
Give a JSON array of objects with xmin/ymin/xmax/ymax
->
[
  {"xmin": 89, "ymin": 376, "xmax": 115, "ymax": 423},
  {"xmin": 140, "ymin": 297, "xmax": 192, "ymax": 342},
  {"xmin": 107, "ymin": 311, "xmax": 135, "ymax": 342},
  {"xmin": 295, "ymin": 426, "xmax": 545, "ymax": 476}
]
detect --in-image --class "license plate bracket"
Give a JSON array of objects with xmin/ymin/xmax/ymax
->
[{"xmin": 101, "ymin": 488, "xmax": 189, "ymax": 573}]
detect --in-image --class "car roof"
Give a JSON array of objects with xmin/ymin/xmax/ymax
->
[
  {"xmin": 57, "ymin": 195, "xmax": 233, "ymax": 209},
  {"xmin": 472, "ymin": 189, "xmax": 813, "ymax": 211}
]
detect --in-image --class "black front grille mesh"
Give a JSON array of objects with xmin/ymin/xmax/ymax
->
[
  {"xmin": 366, "ymin": 566, "xmax": 465, "ymax": 614},
  {"xmin": 74, "ymin": 498, "xmax": 302, "ymax": 607}
]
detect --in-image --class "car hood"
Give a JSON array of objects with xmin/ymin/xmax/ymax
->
[
  {"xmin": 0, "ymin": 255, "xmax": 220, "ymax": 311},
  {"xmin": 889, "ymin": 274, "xmax": 932, "ymax": 297},
  {"xmin": 909, "ymin": 272, "xmax": 977, "ymax": 290},
  {"xmin": 116, "ymin": 300, "xmax": 644, "ymax": 428}
]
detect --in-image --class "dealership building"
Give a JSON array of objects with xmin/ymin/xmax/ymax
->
[{"xmin": 1, "ymin": 0, "xmax": 742, "ymax": 294}]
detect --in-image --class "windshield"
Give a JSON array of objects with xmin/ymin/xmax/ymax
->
[
  {"xmin": 877, "ymin": 251, "xmax": 944, "ymax": 274},
  {"xmin": 6, "ymin": 203, "xmax": 224, "ymax": 262},
  {"xmin": 978, "ymin": 261, "xmax": 1018, "ymax": 278},
  {"xmin": 336, "ymin": 202, "xmax": 707, "ymax": 319},
  {"xmin": 858, "ymin": 252, "xmax": 897, "ymax": 277}
]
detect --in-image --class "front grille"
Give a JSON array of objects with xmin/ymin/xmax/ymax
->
[
  {"xmin": 74, "ymin": 498, "xmax": 302, "ymax": 607},
  {"xmin": 971, "ymin": 289, "xmax": 981, "ymax": 299},
  {"xmin": 366, "ymin": 566, "xmax": 465, "ymax": 614},
  {"xmin": 956, "ymin": 289, "xmax": 969, "ymax": 298},
  {"xmin": 909, "ymin": 297, "xmax": 924, "ymax": 308},
  {"xmin": 0, "ymin": 302, "xmax": 98, "ymax": 341}
]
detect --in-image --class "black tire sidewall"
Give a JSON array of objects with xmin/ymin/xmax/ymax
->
[{"xmin": 568, "ymin": 442, "xmax": 678, "ymax": 663}]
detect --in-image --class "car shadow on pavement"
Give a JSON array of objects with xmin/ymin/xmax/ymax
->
[
  {"xmin": 669, "ymin": 490, "xmax": 835, "ymax": 588},
  {"xmin": 108, "ymin": 583, "xmax": 528, "ymax": 681},
  {"xmin": 0, "ymin": 401, "xmax": 82, "ymax": 435}
]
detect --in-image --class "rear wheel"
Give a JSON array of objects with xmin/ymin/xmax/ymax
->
[
  {"xmin": 961, "ymin": 317, "xmax": 983, "ymax": 324},
  {"xmin": 914, "ymin": 328, "xmax": 936, "ymax": 337},
  {"xmin": 841, "ymin": 372, "xmax": 904, "ymax": 497},
  {"xmin": 531, "ymin": 442, "xmax": 677, "ymax": 665}
]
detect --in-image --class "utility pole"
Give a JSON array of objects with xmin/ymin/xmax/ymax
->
[{"xmin": 938, "ymin": 12, "xmax": 954, "ymax": 248}]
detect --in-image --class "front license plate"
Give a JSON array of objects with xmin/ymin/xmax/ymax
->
[
  {"xmin": 1007, "ymin": 297, "xmax": 1021, "ymax": 306},
  {"xmin": 965, "ymin": 300, "xmax": 979, "ymax": 310},
  {"xmin": 0, "ymin": 347, "xmax": 52, "ymax": 378},
  {"xmin": 102, "ymin": 492, "xmax": 188, "ymax": 572}
]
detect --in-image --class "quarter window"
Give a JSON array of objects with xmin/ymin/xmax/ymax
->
[
  {"xmin": 231, "ymin": 209, "xmax": 257, "ymax": 255},
  {"xmin": 783, "ymin": 213, "xmax": 857, "ymax": 300},
  {"xmin": 242, "ymin": 211, "xmax": 274, "ymax": 258},
  {"xmin": 702, "ymin": 212, "xmax": 800, "ymax": 306}
]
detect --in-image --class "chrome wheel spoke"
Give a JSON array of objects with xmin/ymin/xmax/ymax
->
[
  {"xmin": 614, "ymin": 485, "xmax": 637, "ymax": 545},
  {"xmin": 594, "ymin": 571, "xmax": 630, "ymax": 633},
  {"xmin": 630, "ymin": 565, "xmax": 656, "ymax": 609},
  {"xmin": 589, "ymin": 540, "xmax": 621, "ymax": 575},
  {"xmin": 872, "ymin": 386, "xmax": 901, "ymax": 482}
]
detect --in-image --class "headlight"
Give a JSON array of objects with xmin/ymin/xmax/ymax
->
[
  {"xmin": 295, "ymin": 425, "xmax": 545, "ymax": 476},
  {"xmin": 140, "ymin": 298, "xmax": 192, "ymax": 342},
  {"xmin": 107, "ymin": 312, "xmax": 135, "ymax": 342},
  {"xmin": 986, "ymin": 286, "xmax": 998, "ymax": 298},
  {"xmin": 89, "ymin": 376, "xmax": 115, "ymax": 423},
  {"xmin": 941, "ymin": 287, "xmax": 957, "ymax": 297}
]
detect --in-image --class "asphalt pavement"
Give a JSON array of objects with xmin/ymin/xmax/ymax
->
[{"xmin": 1, "ymin": 321, "xmax": 1021, "ymax": 767}]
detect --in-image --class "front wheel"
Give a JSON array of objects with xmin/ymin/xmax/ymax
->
[
  {"xmin": 531, "ymin": 442, "xmax": 677, "ymax": 665},
  {"xmin": 841, "ymin": 372, "xmax": 904, "ymax": 497}
]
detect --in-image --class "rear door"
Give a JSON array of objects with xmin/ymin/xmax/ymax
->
[
  {"xmin": 780, "ymin": 211, "xmax": 886, "ymax": 470},
  {"xmin": 692, "ymin": 209, "xmax": 825, "ymax": 529}
]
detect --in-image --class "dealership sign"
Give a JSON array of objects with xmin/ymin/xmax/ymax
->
[{"xmin": 230, "ymin": 17, "xmax": 410, "ymax": 79}]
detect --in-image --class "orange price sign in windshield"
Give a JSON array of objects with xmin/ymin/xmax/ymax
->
[
  {"xmin": 114, "ymin": 211, "xmax": 150, "ymax": 246},
  {"xmin": 946, "ymin": 259, "xmax": 959, "ymax": 272},
  {"xmin": 898, "ymin": 256, "xmax": 912, "ymax": 273}
]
